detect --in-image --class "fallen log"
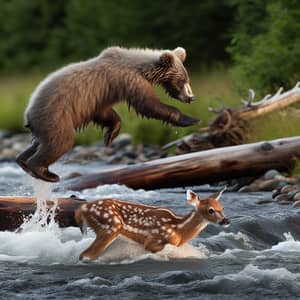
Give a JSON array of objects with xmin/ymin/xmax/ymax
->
[
  {"xmin": 59, "ymin": 136, "xmax": 300, "ymax": 191},
  {"xmin": 238, "ymin": 83, "xmax": 300, "ymax": 120},
  {"xmin": 163, "ymin": 83, "xmax": 300, "ymax": 153},
  {"xmin": 0, "ymin": 196, "xmax": 84, "ymax": 231}
]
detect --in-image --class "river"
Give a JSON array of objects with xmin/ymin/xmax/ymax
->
[{"xmin": 0, "ymin": 162, "xmax": 300, "ymax": 299}]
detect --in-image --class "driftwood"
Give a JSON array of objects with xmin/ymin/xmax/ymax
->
[
  {"xmin": 0, "ymin": 196, "xmax": 84, "ymax": 231},
  {"xmin": 163, "ymin": 83, "xmax": 300, "ymax": 153},
  {"xmin": 59, "ymin": 136, "xmax": 300, "ymax": 192}
]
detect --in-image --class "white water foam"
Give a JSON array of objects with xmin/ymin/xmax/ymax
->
[
  {"xmin": 271, "ymin": 232, "xmax": 300, "ymax": 252},
  {"xmin": 212, "ymin": 232, "xmax": 300, "ymax": 263},
  {"xmin": 202, "ymin": 264, "xmax": 300, "ymax": 293},
  {"xmin": 0, "ymin": 226, "xmax": 207, "ymax": 265},
  {"xmin": 65, "ymin": 184, "xmax": 160, "ymax": 202},
  {"xmin": 67, "ymin": 264, "xmax": 300, "ymax": 293},
  {"xmin": 91, "ymin": 237, "xmax": 208, "ymax": 264},
  {"xmin": 212, "ymin": 231, "xmax": 251, "ymax": 247},
  {"xmin": 206, "ymin": 231, "xmax": 252, "ymax": 253},
  {"xmin": 0, "ymin": 227, "xmax": 89, "ymax": 264}
]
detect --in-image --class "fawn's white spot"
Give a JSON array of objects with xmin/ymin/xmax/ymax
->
[{"xmin": 114, "ymin": 216, "xmax": 121, "ymax": 223}]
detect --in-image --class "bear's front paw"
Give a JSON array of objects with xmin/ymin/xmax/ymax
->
[{"xmin": 176, "ymin": 114, "xmax": 200, "ymax": 127}]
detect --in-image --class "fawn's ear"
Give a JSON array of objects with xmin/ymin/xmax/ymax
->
[
  {"xmin": 186, "ymin": 189, "xmax": 199, "ymax": 206},
  {"xmin": 210, "ymin": 186, "xmax": 227, "ymax": 201}
]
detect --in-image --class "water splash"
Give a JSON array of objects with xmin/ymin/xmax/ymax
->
[
  {"xmin": 19, "ymin": 178, "xmax": 58, "ymax": 232},
  {"xmin": 271, "ymin": 232, "xmax": 300, "ymax": 252}
]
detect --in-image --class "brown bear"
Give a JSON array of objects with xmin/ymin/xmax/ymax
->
[{"xmin": 16, "ymin": 46, "xmax": 198, "ymax": 182}]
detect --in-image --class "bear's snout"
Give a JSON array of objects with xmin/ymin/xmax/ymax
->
[
  {"xmin": 178, "ymin": 94, "xmax": 195, "ymax": 104},
  {"xmin": 178, "ymin": 83, "xmax": 195, "ymax": 103}
]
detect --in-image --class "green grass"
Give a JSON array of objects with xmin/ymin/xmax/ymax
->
[
  {"xmin": 0, "ymin": 66, "xmax": 299, "ymax": 145},
  {"xmin": 0, "ymin": 74, "xmax": 43, "ymax": 131}
]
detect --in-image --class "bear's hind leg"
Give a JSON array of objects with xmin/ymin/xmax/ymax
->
[
  {"xmin": 16, "ymin": 140, "xmax": 39, "ymax": 174},
  {"xmin": 26, "ymin": 129, "xmax": 74, "ymax": 182}
]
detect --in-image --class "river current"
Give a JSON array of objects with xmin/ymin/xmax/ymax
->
[{"xmin": 0, "ymin": 162, "xmax": 300, "ymax": 299}]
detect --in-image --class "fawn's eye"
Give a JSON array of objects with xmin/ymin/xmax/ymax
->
[{"xmin": 208, "ymin": 208, "xmax": 215, "ymax": 215}]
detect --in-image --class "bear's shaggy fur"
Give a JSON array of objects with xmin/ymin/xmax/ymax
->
[{"xmin": 16, "ymin": 46, "xmax": 198, "ymax": 182}]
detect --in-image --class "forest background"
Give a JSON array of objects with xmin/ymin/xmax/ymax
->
[{"xmin": 0, "ymin": 0, "xmax": 299, "ymax": 144}]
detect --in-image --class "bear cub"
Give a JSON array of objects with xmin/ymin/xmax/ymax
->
[{"xmin": 16, "ymin": 46, "xmax": 198, "ymax": 182}]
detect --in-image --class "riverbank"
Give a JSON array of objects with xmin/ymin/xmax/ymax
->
[
  {"xmin": 1, "ymin": 131, "xmax": 299, "ymax": 205},
  {"xmin": 0, "ymin": 69, "xmax": 299, "ymax": 145}
]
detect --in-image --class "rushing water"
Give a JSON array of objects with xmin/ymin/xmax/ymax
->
[{"xmin": 1, "ymin": 162, "xmax": 300, "ymax": 299}]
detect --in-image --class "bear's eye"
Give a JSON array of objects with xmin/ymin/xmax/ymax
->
[{"xmin": 208, "ymin": 208, "xmax": 215, "ymax": 215}]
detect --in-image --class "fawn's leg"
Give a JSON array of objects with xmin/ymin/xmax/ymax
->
[
  {"xmin": 80, "ymin": 222, "xmax": 122, "ymax": 260},
  {"xmin": 144, "ymin": 235, "xmax": 166, "ymax": 253}
]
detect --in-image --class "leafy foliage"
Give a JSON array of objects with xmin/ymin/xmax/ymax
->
[
  {"xmin": 0, "ymin": 0, "xmax": 233, "ymax": 72},
  {"xmin": 228, "ymin": 0, "xmax": 300, "ymax": 92}
]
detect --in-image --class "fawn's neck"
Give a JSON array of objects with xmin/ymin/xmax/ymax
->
[{"xmin": 177, "ymin": 209, "xmax": 208, "ymax": 245}]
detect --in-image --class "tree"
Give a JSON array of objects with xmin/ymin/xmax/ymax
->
[
  {"xmin": 228, "ymin": 0, "xmax": 300, "ymax": 92},
  {"xmin": 0, "ymin": 0, "xmax": 234, "ymax": 72}
]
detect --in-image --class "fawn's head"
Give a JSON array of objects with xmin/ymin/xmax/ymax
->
[{"xmin": 186, "ymin": 188, "xmax": 230, "ymax": 227}]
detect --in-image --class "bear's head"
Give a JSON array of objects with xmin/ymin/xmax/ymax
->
[{"xmin": 158, "ymin": 47, "xmax": 195, "ymax": 104}]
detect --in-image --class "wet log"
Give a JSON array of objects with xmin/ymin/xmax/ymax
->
[
  {"xmin": 0, "ymin": 196, "xmax": 84, "ymax": 231},
  {"xmin": 59, "ymin": 136, "xmax": 300, "ymax": 192}
]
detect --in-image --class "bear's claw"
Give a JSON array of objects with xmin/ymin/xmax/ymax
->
[
  {"xmin": 38, "ymin": 169, "xmax": 60, "ymax": 183},
  {"xmin": 177, "ymin": 115, "xmax": 200, "ymax": 127}
]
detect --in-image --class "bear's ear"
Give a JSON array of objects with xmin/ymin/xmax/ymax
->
[
  {"xmin": 159, "ymin": 51, "xmax": 174, "ymax": 68},
  {"xmin": 173, "ymin": 47, "xmax": 186, "ymax": 62}
]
